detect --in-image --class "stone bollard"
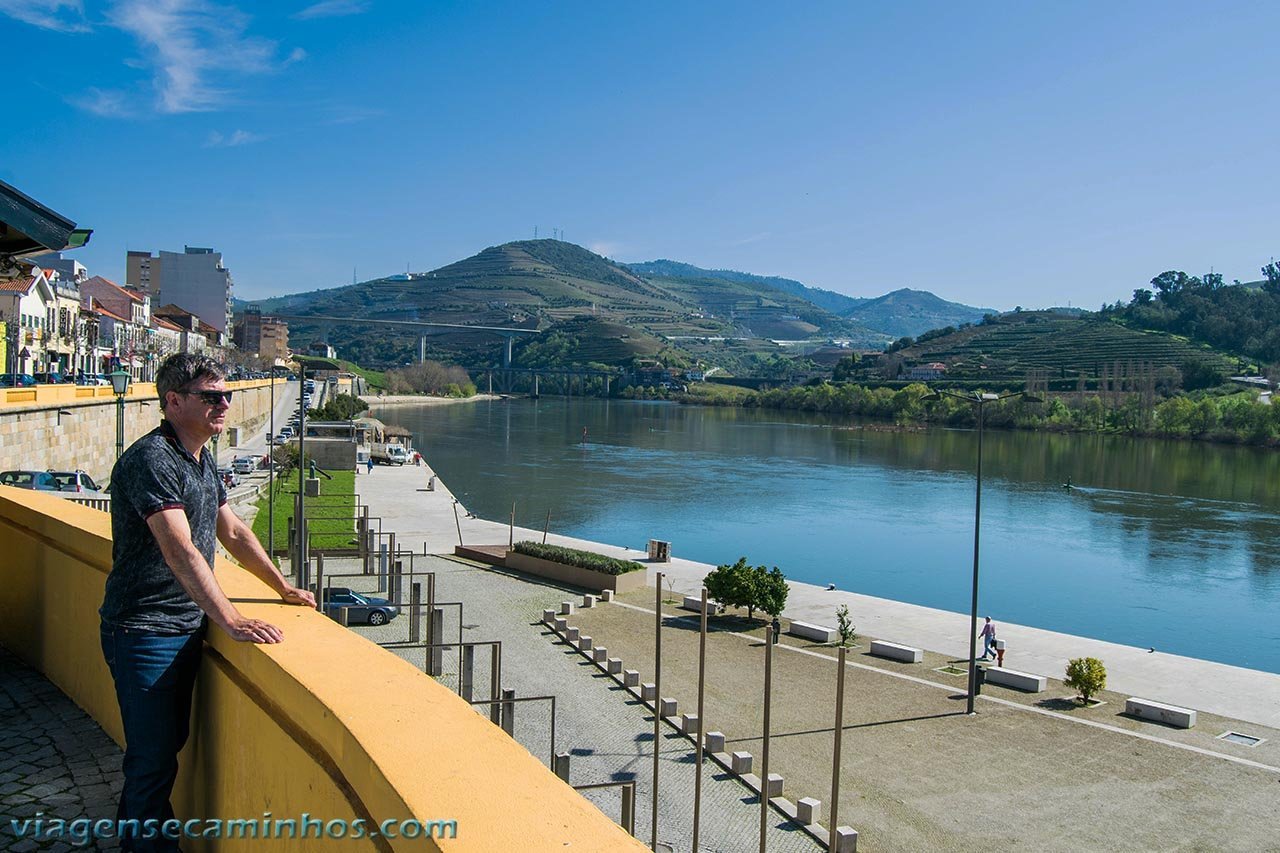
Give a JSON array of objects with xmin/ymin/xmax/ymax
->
[
  {"xmin": 624, "ymin": 670, "xmax": 640, "ymax": 688},
  {"xmin": 641, "ymin": 683, "xmax": 656, "ymax": 702},
  {"xmin": 582, "ymin": 594, "xmax": 597, "ymax": 608},
  {"xmin": 731, "ymin": 751, "xmax": 753, "ymax": 775},
  {"xmin": 796, "ymin": 797, "xmax": 821, "ymax": 825},
  {"xmin": 553, "ymin": 752, "xmax": 571, "ymax": 782},
  {"xmin": 566, "ymin": 627, "xmax": 580, "ymax": 642},
  {"xmin": 681, "ymin": 713, "xmax": 700, "ymax": 735},
  {"xmin": 607, "ymin": 658, "xmax": 623, "ymax": 674},
  {"xmin": 593, "ymin": 647, "xmax": 608, "ymax": 663},
  {"xmin": 834, "ymin": 826, "xmax": 858, "ymax": 852},
  {"xmin": 542, "ymin": 608, "xmax": 557, "ymax": 624},
  {"xmin": 659, "ymin": 698, "xmax": 678, "ymax": 718},
  {"xmin": 764, "ymin": 773, "xmax": 783, "ymax": 798},
  {"xmin": 601, "ymin": 589, "xmax": 614, "ymax": 602},
  {"xmin": 553, "ymin": 617, "xmax": 567, "ymax": 633},
  {"xmin": 560, "ymin": 601, "xmax": 575, "ymax": 616},
  {"xmin": 578, "ymin": 636, "xmax": 593, "ymax": 653},
  {"xmin": 705, "ymin": 732, "xmax": 726, "ymax": 753}
]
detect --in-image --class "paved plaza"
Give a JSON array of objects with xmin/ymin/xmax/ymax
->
[{"xmin": 0, "ymin": 648, "xmax": 122, "ymax": 852}]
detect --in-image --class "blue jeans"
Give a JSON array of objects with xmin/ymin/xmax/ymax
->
[{"xmin": 100, "ymin": 623, "xmax": 205, "ymax": 853}]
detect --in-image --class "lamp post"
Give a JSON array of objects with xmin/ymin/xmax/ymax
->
[
  {"xmin": 268, "ymin": 364, "xmax": 276, "ymax": 565},
  {"xmin": 923, "ymin": 388, "xmax": 1041, "ymax": 714},
  {"xmin": 110, "ymin": 369, "xmax": 131, "ymax": 462}
]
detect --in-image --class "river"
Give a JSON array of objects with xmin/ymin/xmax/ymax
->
[{"xmin": 375, "ymin": 397, "xmax": 1280, "ymax": 673}]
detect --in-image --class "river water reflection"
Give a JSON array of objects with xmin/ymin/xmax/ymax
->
[{"xmin": 377, "ymin": 398, "xmax": 1280, "ymax": 673}]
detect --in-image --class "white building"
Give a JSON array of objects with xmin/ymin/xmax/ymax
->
[{"xmin": 127, "ymin": 246, "xmax": 233, "ymax": 345}]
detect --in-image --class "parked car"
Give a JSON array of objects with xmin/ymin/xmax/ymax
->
[
  {"xmin": 217, "ymin": 467, "xmax": 241, "ymax": 488},
  {"xmin": 0, "ymin": 470, "xmax": 63, "ymax": 491},
  {"xmin": 231, "ymin": 456, "xmax": 257, "ymax": 474},
  {"xmin": 321, "ymin": 587, "xmax": 400, "ymax": 626},
  {"xmin": 270, "ymin": 433, "xmax": 288, "ymax": 445},
  {"xmin": 48, "ymin": 470, "xmax": 102, "ymax": 494},
  {"xmin": 0, "ymin": 374, "xmax": 37, "ymax": 387},
  {"xmin": 32, "ymin": 372, "xmax": 67, "ymax": 384}
]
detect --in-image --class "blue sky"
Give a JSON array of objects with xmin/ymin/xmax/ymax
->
[{"xmin": 3, "ymin": 1, "xmax": 1278, "ymax": 310}]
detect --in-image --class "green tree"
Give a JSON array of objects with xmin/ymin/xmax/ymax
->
[
  {"xmin": 1064, "ymin": 657, "xmax": 1107, "ymax": 704},
  {"xmin": 835, "ymin": 604, "xmax": 856, "ymax": 646},
  {"xmin": 754, "ymin": 565, "xmax": 789, "ymax": 618},
  {"xmin": 310, "ymin": 393, "xmax": 369, "ymax": 421},
  {"xmin": 703, "ymin": 558, "xmax": 751, "ymax": 615}
]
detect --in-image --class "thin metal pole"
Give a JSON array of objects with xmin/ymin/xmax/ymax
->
[
  {"xmin": 968, "ymin": 401, "xmax": 984, "ymax": 715},
  {"xmin": 297, "ymin": 367, "xmax": 306, "ymax": 579},
  {"xmin": 268, "ymin": 372, "xmax": 275, "ymax": 559},
  {"xmin": 509, "ymin": 501, "xmax": 516, "ymax": 548},
  {"xmin": 543, "ymin": 509, "xmax": 551, "ymax": 544},
  {"xmin": 828, "ymin": 646, "xmax": 847, "ymax": 852},
  {"xmin": 453, "ymin": 500, "xmax": 464, "ymax": 547},
  {"xmin": 115, "ymin": 392, "xmax": 125, "ymax": 461},
  {"xmin": 692, "ymin": 586, "xmax": 708, "ymax": 851},
  {"xmin": 759, "ymin": 624, "xmax": 774, "ymax": 853},
  {"xmin": 651, "ymin": 572, "xmax": 663, "ymax": 851}
]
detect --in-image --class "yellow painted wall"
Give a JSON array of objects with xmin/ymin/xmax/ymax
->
[{"xmin": 0, "ymin": 488, "xmax": 643, "ymax": 852}]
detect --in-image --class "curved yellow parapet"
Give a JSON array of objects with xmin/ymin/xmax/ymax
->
[
  {"xmin": 0, "ymin": 487, "xmax": 643, "ymax": 851},
  {"xmin": 0, "ymin": 378, "xmax": 279, "ymax": 409}
]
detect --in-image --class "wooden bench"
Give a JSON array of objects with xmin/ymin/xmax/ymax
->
[
  {"xmin": 787, "ymin": 620, "xmax": 837, "ymax": 643},
  {"xmin": 869, "ymin": 640, "xmax": 923, "ymax": 663},
  {"xmin": 982, "ymin": 666, "xmax": 1046, "ymax": 693},
  {"xmin": 1125, "ymin": 697, "xmax": 1197, "ymax": 728}
]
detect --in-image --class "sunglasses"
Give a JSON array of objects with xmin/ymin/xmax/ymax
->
[{"xmin": 181, "ymin": 389, "xmax": 233, "ymax": 406}]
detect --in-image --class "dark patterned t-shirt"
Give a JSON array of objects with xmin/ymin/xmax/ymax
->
[{"xmin": 100, "ymin": 419, "xmax": 227, "ymax": 633}]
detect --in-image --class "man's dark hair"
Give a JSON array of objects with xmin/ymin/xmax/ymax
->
[{"xmin": 156, "ymin": 354, "xmax": 225, "ymax": 411}]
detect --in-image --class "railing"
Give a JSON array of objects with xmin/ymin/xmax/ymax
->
[{"xmin": 64, "ymin": 496, "xmax": 110, "ymax": 512}]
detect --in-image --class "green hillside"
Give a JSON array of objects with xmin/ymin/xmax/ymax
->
[
  {"xmin": 895, "ymin": 311, "xmax": 1236, "ymax": 382},
  {"xmin": 845, "ymin": 288, "xmax": 995, "ymax": 338},
  {"xmin": 627, "ymin": 259, "xmax": 868, "ymax": 315}
]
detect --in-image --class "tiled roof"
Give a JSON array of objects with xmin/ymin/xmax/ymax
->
[
  {"xmin": 0, "ymin": 276, "xmax": 36, "ymax": 293},
  {"xmin": 93, "ymin": 304, "xmax": 130, "ymax": 322},
  {"xmin": 152, "ymin": 316, "xmax": 183, "ymax": 331},
  {"xmin": 83, "ymin": 275, "xmax": 143, "ymax": 302}
]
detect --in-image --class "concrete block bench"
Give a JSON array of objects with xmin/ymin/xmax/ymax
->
[
  {"xmin": 1125, "ymin": 697, "xmax": 1197, "ymax": 728},
  {"xmin": 680, "ymin": 595, "xmax": 716, "ymax": 615},
  {"xmin": 788, "ymin": 620, "xmax": 837, "ymax": 643},
  {"xmin": 983, "ymin": 666, "xmax": 1046, "ymax": 693},
  {"xmin": 869, "ymin": 640, "xmax": 923, "ymax": 663}
]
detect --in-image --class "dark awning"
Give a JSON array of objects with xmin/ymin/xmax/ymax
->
[{"xmin": 0, "ymin": 179, "xmax": 92, "ymax": 260}]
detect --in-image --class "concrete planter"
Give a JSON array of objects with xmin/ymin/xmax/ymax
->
[{"xmin": 505, "ymin": 551, "xmax": 647, "ymax": 594}]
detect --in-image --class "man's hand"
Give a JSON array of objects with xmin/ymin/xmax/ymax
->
[
  {"xmin": 279, "ymin": 585, "xmax": 316, "ymax": 608},
  {"xmin": 225, "ymin": 617, "xmax": 285, "ymax": 644}
]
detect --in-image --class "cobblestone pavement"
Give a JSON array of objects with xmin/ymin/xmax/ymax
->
[
  {"xmin": 0, "ymin": 647, "xmax": 122, "ymax": 852},
  {"xmin": 319, "ymin": 555, "xmax": 822, "ymax": 853}
]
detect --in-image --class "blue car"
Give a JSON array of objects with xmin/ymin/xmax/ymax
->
[
  {"xmin": 321, "ymin": 587, "xmax": 400, "ymax": 626},
  {"xmin": 0, "ymin": 373, "xmax": 36, "ymax": 387}
]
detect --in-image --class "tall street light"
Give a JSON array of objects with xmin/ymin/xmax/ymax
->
[
  {"xmin": 110, "ymin": 369, "xmax": 131, "ymax": 462},
  {"xmin": 923, "ymin": 388, "xmax": 1041, "ymax": 714}
]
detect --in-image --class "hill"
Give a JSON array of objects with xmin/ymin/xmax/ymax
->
[
  {"xmin": 252, "ymin": 240, "xmax": 877, "ymax": 368},
  {"xmin": 844, "ymin": 288, "xmax": 996, "ymax": 339},
  {"xmin": 626, "ymin": 260, "xmax": 867, "ymax": 315},
  {"xmin": 892, "ymin": 311, "xmax": 1236, "ymax": 384}
]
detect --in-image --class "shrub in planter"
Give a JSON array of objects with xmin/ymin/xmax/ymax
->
[
  {"xmin": 1064, "ymin": 656, "xmax": 1107, "ymax": 704},
  {"xmin": 511, "ymin": 541, "xmax": 644, "ymax": 576}
]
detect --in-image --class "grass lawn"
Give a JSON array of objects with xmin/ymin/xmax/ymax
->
[{"xmin": 252, "ymin": 469, "xmax": 357, "ymax": 553}]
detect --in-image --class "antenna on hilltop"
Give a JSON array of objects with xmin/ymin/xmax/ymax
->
[{"xmin": 534, "ymin": 225, "xmax": 538, "ymax": 239}]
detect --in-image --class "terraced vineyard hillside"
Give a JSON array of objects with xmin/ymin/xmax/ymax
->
[{"xmin": 898, "ymin": 312, "xmax": 1236, "ymax": 380}]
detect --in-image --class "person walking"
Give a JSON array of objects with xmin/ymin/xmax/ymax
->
[
  {"xmin": 979, "ymin": 616, "xmax": 997, "ymax": 660},
  {"xmin": 366, "ymin": 457, "xmax": 374, "ymax": 474},
  {"xmin": 99, "ymin": 354, "xmax": 315, "ymax": 852}
]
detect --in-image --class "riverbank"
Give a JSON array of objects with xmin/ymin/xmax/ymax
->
[
  {"xmin": 354, "ymin": 457, "xmax": 1280, "ymax": 729},
  {"xmin": 363, "ymin": 393, "xmax": 500, "ymax": 408}
]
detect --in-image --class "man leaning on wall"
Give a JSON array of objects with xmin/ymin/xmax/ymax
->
[{"xmin": 99, "ymin": 353, "xmax": 316, "ymax": 852}]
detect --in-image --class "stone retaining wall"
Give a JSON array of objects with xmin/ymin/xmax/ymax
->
[{"xmin": 0, "ymin": 380, "xmax": 278, "ymax": 484}]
